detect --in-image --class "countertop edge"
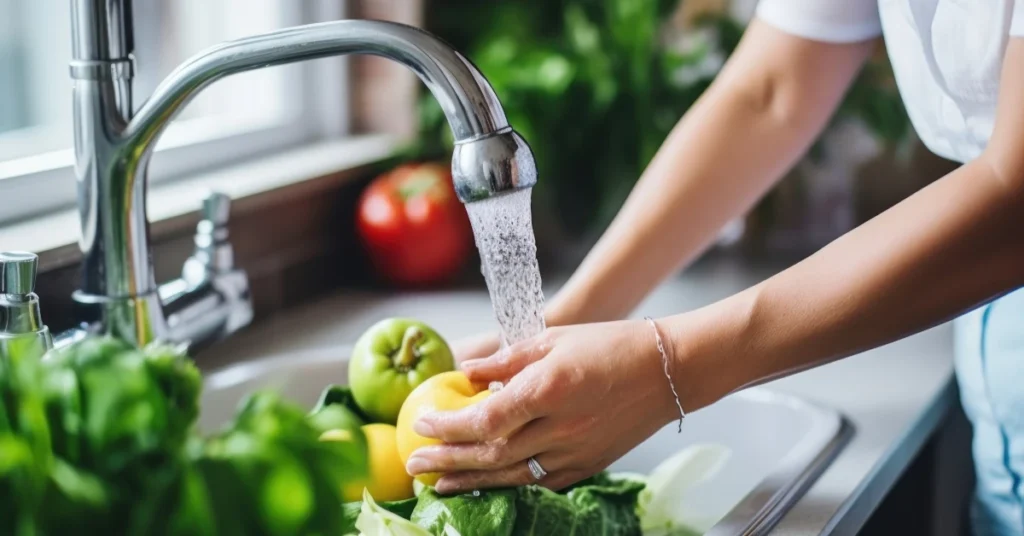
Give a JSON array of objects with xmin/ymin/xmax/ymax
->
[{"xmin": 824, "ymin": 376, "xmax": 957, "ymax": 534}]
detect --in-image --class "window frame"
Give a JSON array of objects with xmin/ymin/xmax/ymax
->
[{"xmin": 0, "ymin": 0, "xmax": 351, "ymax": 225}]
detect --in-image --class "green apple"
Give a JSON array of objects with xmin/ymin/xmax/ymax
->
[{"xmin": 348, "ymin": 318, "xmax": 455, "ymax": 424}]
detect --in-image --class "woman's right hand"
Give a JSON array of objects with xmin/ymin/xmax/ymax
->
[{"xmin": 451, "ymin": 331, "xmax": 500, "ymax": 365}]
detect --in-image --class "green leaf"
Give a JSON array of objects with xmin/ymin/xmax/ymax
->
[
  {"xmin": 638, "ymin": 444, "xmax": 731, "ymax": 535},
  {"xmin": 200, "ymin": 391, "xmax": 368, "ymax": 534},
  {"xmin": 411, "ymin": 488, "xmax": 516, "ymax": 536},
  {"xmin": 356, "ymin": 489, "xmax": 433, "ymax": 536},
  {"xmin": 309, "ymin": 384, "xmax": 368, "ymax": 432},
  {"xmin": 343, "ymin": 497, "xmax": 419, "ymax": 534},
  {"xmin": 512, "ymin": 473, "xmax": 644, "ymax": 536}
]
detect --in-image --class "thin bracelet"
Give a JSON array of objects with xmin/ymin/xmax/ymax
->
[{"xmin": 644, "ymin": 316, "xmax": 687, "ymax": 432}]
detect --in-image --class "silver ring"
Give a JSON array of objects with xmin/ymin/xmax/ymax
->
[{"xmin": 527, "ymin": 456, "xmax": 547, "ymax": 480}]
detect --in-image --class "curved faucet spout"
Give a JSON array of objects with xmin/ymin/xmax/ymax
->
[
  {"xmin": 69, "ymin": 14, "xmax": 538, "ymax": 346},
  {"xmin": 125, "ymin": 20, "xmax": 509, "ymax": 149}
]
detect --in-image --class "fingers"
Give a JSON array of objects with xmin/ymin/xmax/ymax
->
[
  {"xmin": 451, "ymin": 332, "xmax": 500, "ymax": 364},
  {"xmin": 406, "ymin": 418, "xmax": 561, "ymax": 475},
  {"xmin": 414, "ymin": 371, "xmax": 548, "ymax": 443},
  {"xmin": 459, "ymin": 335, "xmax": 551, "ymax": 382},
  {"xmin": 433, "ymin": 452, "xmax": 573, "ymax": 494}
]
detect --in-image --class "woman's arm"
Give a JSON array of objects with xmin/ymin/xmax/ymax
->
[
  {"xmin": 454, "ymin": 21, "xmax": 874, "ymax": 361},
  {"xmin": 405, "ymin": 41, "xmax": 1024, "ymax": 498},
  {"xmin": 669, "ymin": 39, "xmax": 1024, "ymax": 411},
  {"xmin": 546, "ymin": 20, "xmax": 874, "ymax": 325}
]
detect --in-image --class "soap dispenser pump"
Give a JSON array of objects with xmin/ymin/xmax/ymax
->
[{"xmin": 0, "ymin": 251, "xmax": 53, "ymax": 352}]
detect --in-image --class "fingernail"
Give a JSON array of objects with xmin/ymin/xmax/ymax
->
[
  {"xmin": 460, "ymin": 359, "xmax": 484, "ymax": 370},
  {"xmin": 434, "ymin": 478, "xmax": 456, "ymax": 495},
  {"xmin": 405, "ymin": 456, "xmax": 429, "ymax": 475},
  {"xmin": 414, "ymin": 417, "xmax": 436, "ymax": 437}
]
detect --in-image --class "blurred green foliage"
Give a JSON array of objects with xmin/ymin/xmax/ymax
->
[
  {"xmin": 409, "ymin": 0, "xmax": 909, "ymax": 236},
  {"xmin": 0, "ymin": 337, "xmax": 369, "ymax": 536}
]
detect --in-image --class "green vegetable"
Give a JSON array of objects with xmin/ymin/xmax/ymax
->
[
  {"xmin": 512, "ymin": 473, "xmax": 645, "ymax": 535},
  {"xmin": 412, "ymin": 488, "xmax": 516, "ymax": 536},
  {"xmin": 0, "ymin": 335, "xmax": 370, "ymax": 536},
  {"xmin": 342, "ymin": 496, "xmax": 419, "ymax": 534},
  {"xmin": 355, "ymin": 488, "xmax": 434, "ymax": 536},
  {"xmin": 349, "ymin": 319, "xmax": 455, "ymax": 424},
  {"xmin": 633, "ymin": 444, "xmax": 731, "ymax": 535},
  {"xmin": 199, "ymin": 391, "xmax": 368, "ymax": 534},
  {"xmin": 308, "ymin": 385, "xmax": 368, "ymax": 433},
  {"xmin": 0, "ymin": 337, "xmax": 53, "ymax": 536},
  {"xmin": 41, "ymin": 337, "xmax": 200, "ymax": 482},
  {"xmin": 405, "ymin": 473, "xmax": 643, "ymax": 536},
  {"xmin": 0, "ymin": 331, "xmax": 725, "ymax": 535}
]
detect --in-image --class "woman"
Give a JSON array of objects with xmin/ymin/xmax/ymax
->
[{"xmin": 405, "ymin": 2, "xmax": 1024, "ymax": 533}]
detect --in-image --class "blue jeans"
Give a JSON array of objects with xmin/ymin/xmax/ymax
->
[{"xmin": 956, "ymin": 288, "xmax": 1024, "ymax": 536}]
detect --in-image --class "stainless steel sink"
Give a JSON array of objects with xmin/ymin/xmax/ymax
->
[{"xmin": 200, "ymin": 348, "xmax": 851, "ymax": 535}]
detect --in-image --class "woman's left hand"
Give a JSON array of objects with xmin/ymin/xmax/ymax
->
[{"xmin": 404, "ymin": 320, "xmax": 681, "ymax": 494}]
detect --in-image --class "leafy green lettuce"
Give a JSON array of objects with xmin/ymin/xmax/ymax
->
[
  {"xmin": 512, "ymin": 473, "xmax": 645, "ymax": 535},
  {"xmin": 628, "ymin": 444, "xmax": 731, "ymax": 536},
  {"xmin": 411, "ymin": 488, "xmax": 516, "ymax": 536},
  {"xmin": 407, "ymin": 473, "xmax": 644, "ymax": 536},
  {"xmin": 342, "ymin": 495, "xmax": 418, "ymax": 534},
  {"xmin": 355, "ymin": 489, "xmax": 434, "ymax": 536}
]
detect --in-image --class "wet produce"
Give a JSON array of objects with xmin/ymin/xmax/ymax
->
[
  {"xmin": 395, "ymin": 371, "xmax": 492, "ymax": 485},
  {"xmin": 341, "ymin": 424, "xmax": 415, "ymax": 503},
  {"xmin": 349, "ymin": 318, "xmax": 455, "ymax": 424},
  {"xmin": 1, "ymin": 317, "xmax": 728, "ymax": 535}
]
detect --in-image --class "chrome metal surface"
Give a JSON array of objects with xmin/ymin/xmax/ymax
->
[
  {"xmin": 66, "ymin": 1, "xmax": 537, "ymax": 347},
  {"xmin": 451, "ymin": 129, "xmax": 537, "ymax": 203},
  {"xmin": 199, "ymin": 350, "xmax": 851, "ymax": 535},
  {"xmin": 1, "ymin": 252, "xmax": 38, "ymax": 295},
  {"xmin": 0, "ymin": 252, "xmax": 53, "ymax": 350},
  {"xmin": 70, "ymin": 0, "xmax": 133, "ymax": 61},
  {"xmin": 160, "ymin": 192, "xmax": 253, "ymax": 350}
]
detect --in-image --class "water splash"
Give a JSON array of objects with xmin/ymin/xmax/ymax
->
[{"xmin": 465, "ymin": 189, "xmax": 546, "ymax": 348}]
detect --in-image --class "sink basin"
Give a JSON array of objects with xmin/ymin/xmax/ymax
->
[{"xmin": 200, "ymin": 348, "xmax": 851, "ymax": 535}]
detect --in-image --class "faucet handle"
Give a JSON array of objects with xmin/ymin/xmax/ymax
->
[
  {"xmin": 183, "ymin": 192, "xmax": 236, "ymax": 284},
  {"xmin": 1, "ymin": 251, "xmax": 38, "ymax": 296},
  {"xmin": 201, "ymin": 191, "xmax": 231, "ymax": 228}
]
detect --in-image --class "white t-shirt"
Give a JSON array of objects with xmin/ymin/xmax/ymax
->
[{"xmin": 756, "ymin": 0, "xmax": 1024, "ymax": 164}]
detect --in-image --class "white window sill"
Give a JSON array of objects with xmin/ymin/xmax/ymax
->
[{"xmin": 0, "ymin": 134, "xmax": 399, "ymax": 271}]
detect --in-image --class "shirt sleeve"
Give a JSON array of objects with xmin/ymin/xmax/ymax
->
[
  {"xmin": 755, "ymin": 0, "xmax": 883, "ymax": 44},
  {"xmin": 1012, "ymin": 1, "xmax": 1024, "ymax": 36}
]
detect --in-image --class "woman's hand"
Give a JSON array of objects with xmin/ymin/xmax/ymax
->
[
  {"xmin": 450, "ymin": 331, "xmax": 500, "ymax": 364},
  {"xmin": 404, "ymin": 320, "xmax": 681, "ymax": 494}
]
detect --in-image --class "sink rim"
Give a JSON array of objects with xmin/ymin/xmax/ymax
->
[{"xmin": 202, "ymin": 347, "xmax": 852, "ymax": 535}]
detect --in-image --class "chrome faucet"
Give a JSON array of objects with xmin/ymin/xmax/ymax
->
[{"xmin": 61, "ymin": 0, "xmax": 537, "ymax": 349}]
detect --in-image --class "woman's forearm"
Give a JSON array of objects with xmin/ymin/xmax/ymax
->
[
  {"xmin": 670, "ymin": 155, "xmax": 1024, "ymax": 410},
  {"xmin": 546, "ymin": 21, "xmax": 875, "ymax": 326},
  {"xmin": 665, "ymin": 40, "xmax": 1024, "ymax": 411}
]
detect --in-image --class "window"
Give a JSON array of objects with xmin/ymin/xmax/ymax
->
[{"xmin": 0, "ymin": 0, "xmax": 349, "ymax": 224}]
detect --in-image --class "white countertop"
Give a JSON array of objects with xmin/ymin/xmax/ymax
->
[{"xmin": 199, "ymin": 257, "xmax": 956, "ymax": 535}]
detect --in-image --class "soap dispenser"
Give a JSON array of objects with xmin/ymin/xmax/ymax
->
[{"xmin": 0, "ymin": 251, "xmax": 53, "ymax": 352}]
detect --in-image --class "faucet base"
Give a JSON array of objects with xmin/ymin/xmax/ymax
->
[{"xmin": 71, "ymin": 290, "xmax": 168, "ymax": 347}]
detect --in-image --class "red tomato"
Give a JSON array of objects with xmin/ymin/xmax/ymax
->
[{"xmin": 356, "ymin": 162, "xmax": 473, "ymax": 287}]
